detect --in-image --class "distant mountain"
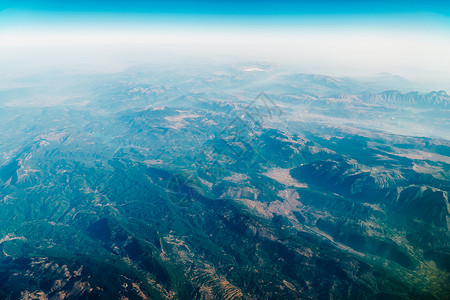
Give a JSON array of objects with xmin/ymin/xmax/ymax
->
[{"xmin": 359, "ymin": 90, "xmax": 450, "ymax": 106}]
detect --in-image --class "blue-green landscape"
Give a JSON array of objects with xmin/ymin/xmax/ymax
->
[{"xmin": 0, "ymin": 1, "xmax": 449, "ymax": 299}]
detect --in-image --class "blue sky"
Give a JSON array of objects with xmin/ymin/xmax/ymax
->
[
  {"xmin": 1, "ymin": 0, "xmax": 449, "ymax": 33},
  {"xmin": 1, "ymin": 0, "xmax": 449, "ymax": 32},
  {"xmin": 2, "ymin": 0, "xmax": 450, "ymax": 15}
]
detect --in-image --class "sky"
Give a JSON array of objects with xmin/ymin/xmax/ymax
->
[
  {"xmin": 1, "ymin": 0, "xmax": 450, "ymax": 15},
  {"xmin": 1, "ymin": 0, "xmax": 450, "ymax": 90}
]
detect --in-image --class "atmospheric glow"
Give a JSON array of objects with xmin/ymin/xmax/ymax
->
[{"xmin": 1, "ymin": 4, "xmax": 450, "ymax": 90}]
